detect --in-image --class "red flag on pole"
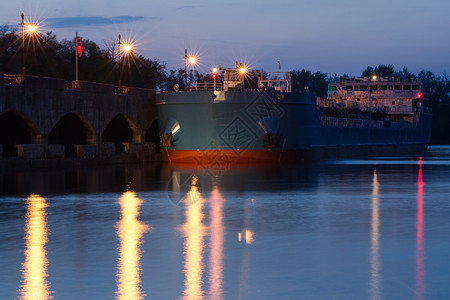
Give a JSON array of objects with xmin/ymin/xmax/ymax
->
[{"xmin": 76, "ymin": 37, "xmax": 83, "ymax": 57}]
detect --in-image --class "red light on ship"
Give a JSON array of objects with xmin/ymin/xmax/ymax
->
[
  {"xmin": 417, "ymin": 93, "xmax": 423, "ymax": 98},
  {"xmin": 211, "ymin": 67, "xmax": 219, "ymax": 80}
]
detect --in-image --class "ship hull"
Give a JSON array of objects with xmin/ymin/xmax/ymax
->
[{"xmin": 156, "ymin": 91, "xmax": 432, "ymax": 165}]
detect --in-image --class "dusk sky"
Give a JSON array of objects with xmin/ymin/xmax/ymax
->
[{"xmin": 3, "ymin": 0, "xmax": 450, "ymax": 76}]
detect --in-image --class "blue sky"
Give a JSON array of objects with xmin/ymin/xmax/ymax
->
[{"xmin": 3, "ymin": 0, "xmax": 450, "ymax": 76}]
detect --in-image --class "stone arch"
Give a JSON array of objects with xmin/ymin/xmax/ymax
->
[
  {"xmin": 0, "ymin": 111, "xmax": 41, "ymax": 157},
  {"xmin": 145, "ymin": 119, "xmax": 161, "ymax": 153},
  {"xmin": 49, "ymin": 113, "xmax": 96, "ymax": 157},
  {"xmin": 103, "ymin": 114, "xmax": 141, "ymax": 153}
]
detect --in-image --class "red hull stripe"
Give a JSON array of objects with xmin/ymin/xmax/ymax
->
[{"xmin": 162, "ymin": 149, "xmax": 286, "ymax": 164}]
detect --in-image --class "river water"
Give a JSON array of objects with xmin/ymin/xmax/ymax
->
[{"xmin": 1, "ymin": 146, "xmax": 450, "ymax": 299}]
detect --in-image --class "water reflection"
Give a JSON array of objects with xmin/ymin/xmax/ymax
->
[
  {"xmin": 238, "ymin": 199, "xmax": 255, "ymax": 245},
  {"xmin": 19, "ymin": 194, "xmax": 52, "ymax": 300},
  {"xmin": 177, "ymin": 176, "xmax": 228, "ymax": 300},
  {"xmin": 415, "ymin": 160, "xmax": 425, "ymax": 300},
  {"xmin": 238, "ymin": 229, "xmax": 254, "ymax": 244},
  {"xmin": 370, "ymin": 170, "xmax": 381, "ymax": 300},
  {"xmin": 180, "ymin": 176, "xmax": 206, "ymax": 300},
  {"xmin": 238, "ymin": 198, "xmax": 254, "ymax": 300},
  {"xmin": 209, "ymin": 186, "xmax": 224, "ymax": 299},
  {"xmin": 115, "ymin": 191, "xmax": 150, "ymax": 300}
]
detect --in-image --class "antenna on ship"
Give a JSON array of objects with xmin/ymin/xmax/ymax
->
[{"xmin": 277, "ymin": 61, "xmax": 281, "ymax": 71}]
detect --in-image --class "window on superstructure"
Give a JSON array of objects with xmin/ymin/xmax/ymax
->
[
  {"xmin": 370, "ymin": 85, "xmax": 378, "ymax": 91},
  {"xmin": 395, "ymin": 85, "xmax": 402, "ymax": 90},
  {"xmin": 379, "ymin": 85, "xmax": 387, "ymax": 90},
  {"xmin": 346, "ymin": 86, "xmax": 353, "ymax": 90},
  {"xmin": 388, "ymin": 85, "xmax": 393, "ymax": 90},
  {"xmin": 412, "ymin": 85, "xmax": 420, "ymax": 90},
  {"xmin": 328, "ymin": 86, "xmax": 336, "ymax": 92},
  {"xmin": 403, "ymin": 85, "xmax": 411, "ymax": 90},
  {"xmin": 360, "ymin": 85, "xmax": 368, "ymax": 91},
  {"xmin": 354, "ymin": 86, "xmax": 359, "ymax": 91}
]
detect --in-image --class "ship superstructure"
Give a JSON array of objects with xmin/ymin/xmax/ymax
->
[{"xmin": 324, "ymin": 76, "xmax": 424, "ymax": 122}]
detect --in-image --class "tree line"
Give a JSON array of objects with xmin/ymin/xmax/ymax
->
[
  {"xmin": 0, "ymin": 26, "xmax": 166, "ymax": 89},
  {"xmin": 1, "ymin": 27, "xmax": 449, "ymax": 143}
]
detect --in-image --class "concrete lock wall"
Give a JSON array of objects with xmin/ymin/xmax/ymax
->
[{"xmin": 0, "ymin": 74, "xmax": 160, "ymax": 165}]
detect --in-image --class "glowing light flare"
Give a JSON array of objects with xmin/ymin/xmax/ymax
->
[
  {"xmin": 19, "ymin": 194, "xmax": 52, "ymax": 300},
  {"xmin": 123, "ymin": 43, "xmax": 133, "ymax": 53},
  {"xmin": 27, "ymin": 24, "xmax": 37, "ymax": 34},
  {"xmin": 239, "ymin": 67, "xmax": 247, "ymax": 74},
  {"xmin": 372, "ymin": 75, "xmax": 378, "ymax": 81},
  {"xmin": 21, "ymin": 13, "xmax": 44, "ymax": 37},
  {"xmin": 119, "ymin": 42, "xmax": 134, "ymax": 57},
  {"xmin": 116, "ymin": 33, "xmax": 142, "ymax": 63},
  {"xmin": 19, "ymin": 13, "xmax": 43, "ymax": 36},
  {"xmin": 417, "ymin": 93, "xmax": 423, "ymax": 98},
  {"xmin": 181, "ymin": 47, "xmax": 208, "ymax": 72},
  {"xmin": 116, "ymin": 191, "xmax": 150, "ymax": 300},
  {"xmin": 188, "ymin": 56, "xmax": 197, "ymax": 65}
]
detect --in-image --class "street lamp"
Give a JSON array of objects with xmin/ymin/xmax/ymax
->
[
  {"xmin": 238, "ymin": 64, "xmax": 246, "ymax": 75},
  {"xmin": 19, "ymin": 12, "xmax": 38, "ymax": 75},
  {"xmin": 118, "ymin": 34, "xmax": 133, "ymax": 89},
  {"xmin": 237, "ymin": 63, "xmax": 247, "ymax": 90},
  {"xmin": 184, "ymin": 49, "xmax": 197, "ymax": 88},
  {"xmin": 211, "ymin": 67, "xmax": 218, "ymax": 91}
]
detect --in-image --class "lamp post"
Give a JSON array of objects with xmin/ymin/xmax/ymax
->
[
  {"xmin": 20, "ymin": 13, "xmax": 25, "ymax": 75},
  {"xmin": 117, "ymin": 34, "xmax": 133, "ymax": 91},
  {"xmin": 184, "ymin": 49, "xmax": 196, "ymax": 89},
  {"xmin": 211, "ymin": 67, "xmax": 218, "ymax": 91},
  {"xmin": 188, "ymin": 56, "xmax": 196, "ymax": 88},
  {"xmin": 184, "ymin": 49, "xmax": 187, "ymax": 88},
  {"xmin": 118, "ymin": 34, "xmax": 122, "ymax": 89},
  {"xmin": 238, "ymin": 63, "xmax": 246, "ymax": 90},
  {"xmin": 19, "ymin": 13, "xmax": 37, "ymax": 75}
]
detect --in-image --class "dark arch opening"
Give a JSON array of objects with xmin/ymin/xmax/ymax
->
[
  {"xmin": 103, "ymin": 114, "xmax": 141, "ymax": 153},
  {"xmin": 0, "ymin": 111, "xmax": 41, "ymax": 157},
  {"xmin": 49, "ymin": 113, "xmax": 96, "ymax": 157},
  {"xmin": 145, "ymin": 120, "xmax": 161, "ymax": 153}
]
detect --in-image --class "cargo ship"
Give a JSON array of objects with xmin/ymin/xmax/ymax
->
[{"xmin": 156, "ymin": 65, "xmax": 431, "ymax": 166}]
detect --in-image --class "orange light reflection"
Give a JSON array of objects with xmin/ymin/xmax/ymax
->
[
  {"xmin": 238, "ymin": 229, "xmax": 254, "ymax": 244},
  {"xmin": 115, "ymin": 191, "xmax": 150, "ymax": 300},
  {"xmin": 237, "ymin": 198, "xmax": 254, "ymax": 299},
  {"xmin": 209, "ymin": 186, "xmax": 224, "ymax": 299},
  {"xmin": 180, "ymin": 177, "xmax": 205, "ymax": 300},
  {"xmin": 370, "ymin": 170, "xmax": 381, "ymax": 300},
  {"xmin": 19, "ymin": 194, "xmax": 52, "ymax": 300}
]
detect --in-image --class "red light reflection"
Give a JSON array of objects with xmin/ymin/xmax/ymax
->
[{"xmin": 416, "ymin": 160, "xmax": 425, "ymax": 300}]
